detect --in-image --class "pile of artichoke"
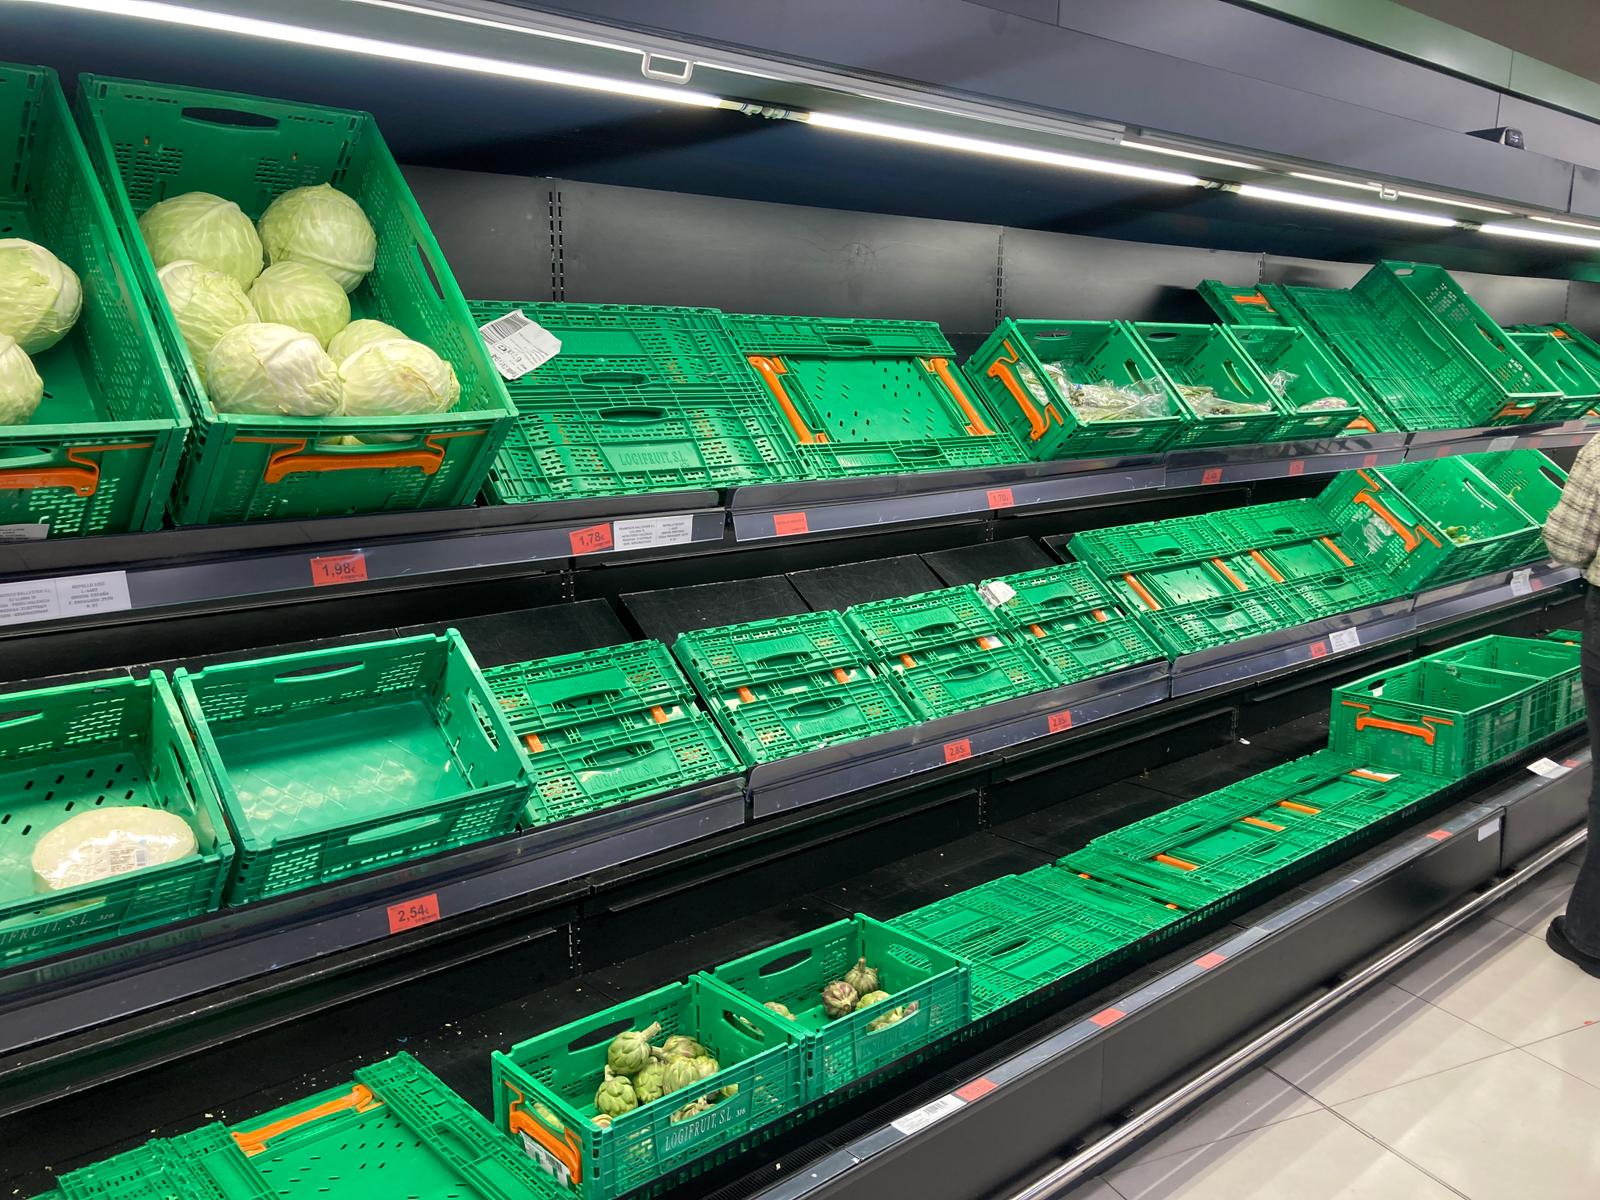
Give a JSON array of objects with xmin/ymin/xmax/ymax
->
[
  {"xmin": 806, "ymin": 958, "xmax": 913, "ymax": 1031},
  {"xmin": 591, "ymin": 1021, "xmax": 738, "ymax": 1127}
]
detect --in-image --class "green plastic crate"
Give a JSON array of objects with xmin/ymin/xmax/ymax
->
[
  {"xmin": 705, "ymin": 914, "xmax": 971, "ymax": 1098},
  {"xmin": 844, "ymin": 587, "xmax": 1055, "ymax": 720},
  {"xmin": 1467, "ymin": 448, "xmax": 1567, "ymax": 564},
  {"xmin": 1107, "ymin": 555, "xmax": 1276, "ymax": 614},
  {"xmin": 1318, "ymin": 459, "xmax": 1536, "ymax": 589},
  {"xmin": 1062, "ymin": 836, "xmax": 1332, "ymax": 920},
  {"xmin": 1229, "ymin": 750, "xmax": 1449, "ymax": 831},
  {"xmin": 1546, "ymin": 628, "xmax": 1582, "ymax": 644},
  {"xmin": 487, "ymin": 640, "xmax": 696, "ymax": 730},
  {"xmin": 964, "ymin": 319, "xmax": 1186, "ymax": 459},
  {"xmin": 1430, "ymin": 635, "xmax": 1584, "ymax": 733},
  {"xmin": 1139, "ymin": 592, "xmax": 1308, "ymax": 658},
  {"xmin": 77, "ymin": 74, "xmax": 515, "ymax": 524},
  {"xmin": 1213, "ymin": 499, "xmax": 1341, "ymax": 550},
  {"xmin": 1130, "ymin": 323, "xmax": 1282, "ymax": 447},
  {"xmin": 1067, "ymin": 515, "xmax": 1235, "ymax": 577},
  {"xmin": 1368, "ymin": 262, "xmax": 1561, "ymax": 423},
  {"xmin": 977, "ymin": 563, "xmax": 1120, "ymax": 633},
  {"xmin": 722, "ymin": 314, "xmax": 1020, "ymax": 478},
  {"xmin": 1507, "ymin": 329, "xmax": 1600, "ymax": 421},
  {"xmin": 492, "ymin": 977, "xmax": 805, "ymax": 1200},
  {"xmin": 0, "ymin": 671, "xmax": 231, "ymax": 968},
  {"xmin": 0, "ymin": 63, "xmax": 186, "ymax": 536},
  {"xmin": 1196, "ymin": 280, "xmax": 1298, "ymax": 328},
  {"xmin": 1282, "ymin": 567, "xmax": 1396, "ymax": 618},
  {"xmin": 674, "ymin": 612, "xmax": 913, "ymax": 764},
  {"xmin": 1221, "ymin": 324, "xmax": 1369, "ymax": 440},
  {"xmin": 1084, "ymin": 792, "xmax": 1353, "ymax": 866},
  {"xmin": 1330, "ymin": 658, "xmax": 1540, "ymax": 777},
  {"xmin": 175, "ymin": 632, "xmax": 529, "ymax": 903},
  {"xmin": 1016, "ymin": 615, "xmax": 1165, "ymax": 685},
  {"xmin": 1255, "ymin": 534, "xmax": 1365, "ymax": 583},
  {"xmin": 1516, "ymin": 324, "xmax": 1600, "ymax": 417}
]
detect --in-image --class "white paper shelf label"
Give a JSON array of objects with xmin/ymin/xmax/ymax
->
[
  {"xmin": 0, "ymin": 570, "xmax": 130, "ymax": 628},
  {"xmin": 890, "ymin": 1092, "xmax": 966, "ymax": 1136},
  {"xmin": 1510, "ymin": 568, "xmax": 1534, "ymax": 597},
  {"xmin": 612, "ymin": 514, "xmax": 696, "ymax": 551},
  {"xmin": 1527, "ymin": 757, "xmax": 1570, "ymax": 779},
  {"xmin": 1328, "ymin": 627, "xmax": 1361, "ymax": 653},
  {"xmin": 478, "ymin": 309, "xmax": 561, "ymax": 380},
  {"xmin": 978, "ymin": 580, "xmax": 1017, "ymax": 609},
  {"xmin": 0, "ymin": 523, "xmax": 48, "ymax": 543}
]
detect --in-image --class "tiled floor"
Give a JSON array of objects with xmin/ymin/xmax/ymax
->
[{"xmin": 1066, "ymin": 852, "xmax": 1600, "ymax": 1199}]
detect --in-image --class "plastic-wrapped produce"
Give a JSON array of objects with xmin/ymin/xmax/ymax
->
[
  {"xmin": 31, "ymin": 808, "xmax": 198, "ymax": 891},
  {"xmin": 1298, "ymin": 396, "xmax": 1353, "ymax": 411},
  {"xmin": 1176, "ymin": 383, "xmax": 1271, "ymax": 416}
]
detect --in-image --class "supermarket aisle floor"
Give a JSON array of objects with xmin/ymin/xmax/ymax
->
[{"xmin": 1067, "ymin": 848, "xmax": 1600, "ymax": 1200}]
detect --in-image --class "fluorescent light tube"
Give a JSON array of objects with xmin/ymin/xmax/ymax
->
[
  {"xmin": 1288, "ymin": 172, "xmax": 1508, "ymax": 214},
  {"xmin": 1530, "ymin": 215, "xmax": 1600, "ymax": 234},
  {"xmin": 1120, "ymin": 140, "xmax": 1261, "ymax": 170},
  {"xmin": 1235, "ymin": 184, "xmax": 1458, "ymax": 227},
  {"xmin": 1481, "ymin": 223, "xmax": 1600, "ymax": 250}
]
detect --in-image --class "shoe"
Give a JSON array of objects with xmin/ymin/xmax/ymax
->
[{"xmin": 1546, "ymin": 917, "xmax": 1600, "ymax": 979}]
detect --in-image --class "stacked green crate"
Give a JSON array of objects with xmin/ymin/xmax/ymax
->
[
  {"xmin": 1507, "ymin": 329, "xmax": 1600, "ymax": 421},
  {"xmin": 1429, "ymin": 634, "xmax": 1584, "ymax": 735},
  {"xmin": 724, "ymin": 315, "xmax": 1021, "ymax": 477},
  {"xmin": 1226, "ymin": 750, "xmax": 1450, "ymax": 832},
  {"xmin": 1222, "ymin": 324, "xmax": 1370, "ymax": 440},
  {"xmin": 977, "ymin": 564, "xmax": 1165, "ymax": 683},
  {"xmin": 1513, "ymin": 324, "xmax": 1600, "ymax": 417},
  {"xmin": 1129, "ymin": 323, "xmax": 1283, "ymax": 447},
  {"xmin": 844, "ymin": 587, "xmax": 1055, "ymax": 719},
  {"xmin": 485, "ymin": 640, "xmax": 741, "ymax": 824},
  {"xmin": 468, "ymin": 302, "xmax": 797, "ymax": 503},
  {"xmin": 1465, "ymin": 448, "xmax": 1567, "ymax": 563},
  {"xmin": 674, "ymin": 612, "xmax": 913, "ymax": 764}
]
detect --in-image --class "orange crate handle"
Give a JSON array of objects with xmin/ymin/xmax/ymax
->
[
  {"xmin": 505, "ymin": 1082, "xmax": 585, "ymax": 1184},
  {"xmin": 237, "ymin": 431, "xmax": 483, "ymax": 484},
  {"xmin": 1354, "ymin": 713, "xmax": 1436, "ymax": 744},
  {"xmin": 0, "ymin": 442, "xmax": 154, "ymax": 498},
  {"xmin": 232, "ymin": 1084, "xmax": 378, "ymax": 1156},
  {"xmin": 985, "ymin": 339, "xmax": 1061, "ymax": 440},
  {"xmin": 747, "ymin": 354, "xmax": 825, "ymax": 444},
  {"xmin": 920, "ymin": 356, "xmax": 995, "ymax": 437},
  {"xmin": 1351, "ymin": 490, "xmax": 1422, "ymax": 552}
]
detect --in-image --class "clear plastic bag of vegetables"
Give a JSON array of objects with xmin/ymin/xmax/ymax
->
[{"xmin": 1176, "ymin": 383, "xmax": 1272, "ymax": 417}]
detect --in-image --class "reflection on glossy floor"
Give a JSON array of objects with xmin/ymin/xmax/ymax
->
[{"xmin": 1065, "ymin": 849, "xmax": 1600, "ymax": 1200}]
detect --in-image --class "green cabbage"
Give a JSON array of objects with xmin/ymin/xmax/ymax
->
[
  {"xmin": 339, "ymin": 337, "xmax": 460, "ymax": 416},
  {"xmin": 0, "ymin": 334, "xmax": 43, "ymax": 425},
  {"xmin": 258, "ymin": 184, "xmax": 376, "ymax": 292},
  {"xmin": 157, "ymin": 260, "xmax": 258, "ymax": 372},
  {"xmin": 205, "ymin": 323, "xmax": 342, "ymax": 417},
  {"xmin": 328, "ymin": 318, "xmax": 405, "ymax": 362},
  {"xmin": 248, "ymin": 263, "xmax": 351, "ymax": 348},
  {"xmin": 138, "ymin": 192, "xmax": 263, "ymax": 288},
  {"xmin": 0, "ymin": 238, "xmax": 82, "ymax": 354}
]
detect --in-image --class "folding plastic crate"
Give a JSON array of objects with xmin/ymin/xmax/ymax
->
[
  {"xmin": 1282, "ymin": 567, "xmax": 1396, "ymax": 618},
  {"xmin": 1228, "ymin": 750, "xmax": 1450, "ymax": 832},
  {"xmin": 1330, "ymin": 658, "xmax": 1540, "ymax": 778},
  {"xmin": 1212, "ymin": 499, "xmax": 1341, "ymax": 550},
  {"xmin": 976, "ymin": 563, "xmax": 1120, "ymax": 635},
  {"xmin": 964, "ymin": 319, "xmax": 1186, "ymax": 459},
  {"xmin": 844, "ymin": 587, "xmax": 1055, "ymax": 719},
  {"xmin": 1368, "ymin": 262, "xmax": 1561, "ymax": 423},
  {"xmin": 492, "ymin": 977, "xmax": 805, "ymax": 1200},
  {"xmin": 77, "ymin": 75, "xmax": 515, "ymax": 524},
  {"xmin": 483, "ymin": 642, "xmax": 741, "ymax": 824},
  {"xmin": 1430, "ymin": 635, "xmax": 1584, "ymax": 734},
  {"xmin": 1318, "ymin": 460, "xmax": 1536, "ymax": 589},
  {"xmin": 722, "ymin": 314, "xmax": 1020, "ymax": 478},
  {"xmin": 1084, "ymin": 792, "xmax": 1355, "ymax": 867},
  {"xmin": 175, "ymin": 632, "xmax": 529, "ymax": 903},
  {"xmin": 1066, "ymin": 515, "xmax": 1235, "ymax": 577},
  {"xmin": 1196, "ymin": 280, "xmax": 1298, "ymax": 328},
  {"xmin": 1466, "ymin": 448, "xmax": 1567, "ymax": 564},
  {"xmin": 1507, "ymin": 329, "xmax": 1600, "ymax": 421},
  {"xmin": 1222, "ymin": 324, "xmax": 1369, "ymax": 440},
  {"xmin": 0, "ymin": 63, "xmax": 186, "ymax": 537},
  {"xmin": 1255, "ymin": 534, "xmax": 1363, "ymax": 583},
  {"xmin": 0, "ymin": 671, "xmax": 232, "ymax": 968},
  {"xmin": 1107, "ymin": 555, "xmax": 1277, "ymax": 615},
  {"xmin": 1139, "ymin": 591, "xmax": 1308, "ymax": 658},
  {"xmin": 1130, "ymin": 323, "xmax": 1283, "ymax": 447},
  {"xmin": 1018, "ymin": 615, "xmax": 1166, "ymax": 685},
  {"xmin": 705, "ymin": 914, "xmax": 971, "ymax": 1098},
  {"xmin": 1516, "ymin": 324, "xmax": 1600, "ymax": 416},
  {"xmin": 674, "ymin": 612, "xmax": 913, "ymax": 765},
  {"xmin": 1546, "ymin": 629, "xmax": 1582, "ymax": 644}
]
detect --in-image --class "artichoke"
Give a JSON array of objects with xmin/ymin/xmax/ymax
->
[
  {"xmin": 659, "ymin": 1034, "xmax": 706, "ymax": 1060},
  {"xmin": 821, "ymin": 980, "xmax": 858, "ymax": 1020},
  {"xmin": 661, "ymin": 1057, "xmax": 701, "ymax": 1096},
  {"xmin": 855, "ymin": 990, "xmax": 891, "ymax": 1011},
  {"xmin": 719, "ymin": 1083, "xmax": 739, "ymax": 1102},
  {"xmin": 593, "ymin": 1114, "xmax": 612, "ymax": 1129},
  {"xmin": 842, "ymin": 957, "xmax": 880, "ymax": 996},
  {"xmin": 606, "ymin": 1022, "xmax": 661, "ymax": 1077},
  {"xmin": 764, "ymin": 1001, "xmax": 796, "ymax": 1021},
  {"xmin": 691, "ymin": 1055, "xmax": 719, "ymax": 1081},
  {"xmin": 866, "ymin": 1006, "xmax": 906, "ymax": 1033},
  {"xmin": 632, "ymin": 1061, "xmax": 667, "ymax": 1105},
  {"xmin": 670, "ymin": 1098, "xmax": 711, "ymax": 1124},
  {"xmin": 595, "ymin": 1076, "xmax": 637, "ymax": 1119}
]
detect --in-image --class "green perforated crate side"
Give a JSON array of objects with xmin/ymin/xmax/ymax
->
[
  {"xmin": 1066, "ymin": 515, "xmax": 1235, "ymax": 577},
  {"xmin": 1228, "ymin": 749, "xmax": 1450, "ymax": 831},
  {"xmin": 1280, "ymin": 566, "xmax": 1397, "ymax": 619},
  {"xmin": 705, "ymin": 915, "xmax": 972, "ymax": 1099},
  {"xmin": 1429, "ymin": 635, "xmax": 1584, "ymax": 736},
  {"xmin": 1130, "ymin": 322, "xmax": 1283, "ymax": 447},
  {"xmin": 1466, "ymin": 448, "xmax": 1567, "ymax": 564},
  {"xmin": 1138, "ymin": 591, "xmax": 1308, "ymax": 658},
  {"xmin": 76, "ymin": 74, "xmax": 515, "ymax": 524},
  {"xmin": 1107, "ymin": 556, "xmax": 1278, "ymax": 613},
  {"xmin": 1507, "ymin": 329, "xmax": 1600, "ymax": 421},
  {"xmin": 175, "ymin": 631, "xmax": 529, "ymax": 903},
  {"xmin": 1220, "ymin": 324, "xmax": 1370, "ymax": 440},
  {"xmin": 963, "ymin": 319, "xmax": 1187, "ymax": 459},
  {"xmin": 1213, "ymin": 500, "xmax": 1341, "ymax": 550},
  {"xmin": 0, "ymin": 63, "xmax": 186, "ymax": 536},
  {"xmin": 484, "ymin": 642, "xmax": 697, "ymax": 731},
  {"xmin": 1015, "ymin": 614, "xmax": 1166, "ymax": 685},
  {"xmin": 1519, "ymin": 324, "xmax": 1600, "ymax": 415},
  {"xmin": 1196, "ymin": 281, "xmax": 1299, "ymax": 328},
  {"xmin": 674, "ymin": 611, "xmax": 872, "ymax": 689},
  {"xmin": 492, "ymin": 977, "xmax": 806, "ymax": 1200},
  {"xmin": 1546, "ymin": 628, "xmax": 1582, "ymax": 644},
  {"xmin": 978, "ymin": 563, "xmax": 1119, "ymax": 632},
  {"xmin": 0, "ymin": 671, "xmax": 232, "ymax": 968}
]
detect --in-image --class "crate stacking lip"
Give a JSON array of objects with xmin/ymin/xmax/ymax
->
[
  {"xmin": 1507, "ymin": 329, "xmax": 1600, "ymax": 421},
  {"xmin": 673, "ymin": 611, "xmax": 913, "ymax": 764},
  {"xmin": 844, "ymin": 586, "xmax": 1056, "ymax": 719},
  {"xmin": 484, "ymin": 641, "xmax": 741, "ymax": 824},
  {"xmin": 723, "ymin": 313, "xmax": 1020, "ymax": 478},
  {"xmin": 1220, "ymin": 323, "xmax": 1370, "ymax": 439},
  {"xmin": 469, "ymin": 302, "xmax": 796, "ymax": 503},
  {"xmin": 1130, "ymin": 322, "xmax": 1282, "ymax": 448},
  {"xmin": 1465, "ymin": 448, "xmax": 1567, "ymax": 564},
  {"xmin": 1428, "ymin": 634, "xmax": 1584, "ymax": 736},
  {"xmin": 0, "ymin": 63, "xmax": 187, "ymax": 537}
]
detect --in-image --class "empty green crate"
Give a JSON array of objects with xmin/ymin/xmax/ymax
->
[
  {"xmin": 1229, "ymin": 749, "xmax": 1449, "ymax": 831},
  {"xmin": 1196, "ymin": 280, "xmax": 1298, "ymax": 328},
  {"xmin": 1018, "ymin": 615, "xmax": 1166, "ymax": 684},
  {"xmin": 1061, "ymin": 842, "xmax": 1306, "ymax": 920},
  {"xmin": 492, "ymin": 977, "xmax": 805, "ymax": 1200},
  {"xmin": 1507, "ymin": 329, "xmax": 1600, "ymax": 421},
  {"xmin": 723, "ymin": 314, "xmax": 1020, "ymax": 478},
  {"xmin": 488, "ymin": 640, "xmax": 697, "ymax": 729},
  {"xmin": 1547, "ymin": 629, "xmax": 1582, "ymax": 643},
  {"xmin": 964, "ymin": 319, "xmax": 1187, "ymax": 459},
  {"xmin": 1430, "ymin": 635, "xmax": 1584, "ymax": 733},
  {"xmin": 1108, "ymin": 556, "xmax": 1276, "ymax": 614},
  {"xmin": 1214, "ymin": 500, "xmax": 1342, "ymax": 550},
  {"xmin": 1283, "ymin": 567, "xmax": 1396, "ymax": 618},
  {"xmin": 77, "ymin": 75, "xmax": 515, "ymax": 524},
  {"xmin": 674, "ymin": 612, "xmax": 913, "ymax": 764},
  {"xmin": 1467, "ymin": 448, "xmax": 1567, "ymax": 564},
  {"xmin": 1330, "ymin": 658, "xmax": 1540, "ymax": 777},
  {"xmin": 1067, "ymin": 516, "xmax": 1234, "ymax": 577},
  {"xmin": 1085, "ymin": 795, "xmax": 1351, "ymax": 867},
  {"xmin": 0, "ymin": 671, "xmax": 232, "ymax": 968},
  {"xmin": 0, "ymin": 63, "xmax": 187, "ymax": 537},
  {"xmin": 175, "ymin": 632, "xmax": 529, "ymax": 903},
  {"xmin": 705, "ymin": 914, "xmax": 971, "ymax": 1098},
  {"xmin": 1515, "ymin": 324, "xmax": 1600, "ymax": 416},
  {"xmin": 978, "ymin": 563, "xmax": 1120, "ymax": 634},
  {"xmin": 1222, "ymin": 324, "xmax": 1369, "ymax": 440},
  {"xmin": 1139, "ymin": 592, "xmax": 1308, "ymax": 658},
  {"xmin": 1257, "ymin": 534, "xmax": 1366, "ymax": 583},
  {"xmin": 1131, "ymin": 323, "xmax": 1283, "ymax": 447}
]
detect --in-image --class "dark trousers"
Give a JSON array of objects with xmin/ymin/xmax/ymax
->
[{"xmin": 1565, "ymin": 587, "xmax": 1600, "ymax": 955}]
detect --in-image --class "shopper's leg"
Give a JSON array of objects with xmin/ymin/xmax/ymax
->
[{"xmin": 1559, "ymin": 587, "xmax": 1600, "ymax": 956}]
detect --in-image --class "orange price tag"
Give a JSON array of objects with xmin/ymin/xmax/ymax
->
[
  {"xmin": 569, "ymin": 523, "xmax": 614, "ymax": 556},
  {"xmin": 1362, "ymin": 453, "xmax": 1379, "ymax": 468},
  {"xmin": 1426, "ymin": 829, "xmax": 1451, "ymax": 841},
  {"xmin": 1309, "ymin": 641, "xmax": 1328, "ymax": 658},
  {"xmin": 1194, "ymin": 951, "xmax": 1227, "ymax": 970},
  {"xmin": 1201, "ymin": 467, "xmax": 1224, "ymax": 486},
  {"xmin": 773, "ymin": 511, "xmax": 809, "ymax": 537},
  {"xmin": 386, "ymin": 893, "xmax": 441, "ymax": 934},
  {"xmin": 955, "ymin": 1077, "xmax": 997, "ymax": 1102},
  {"xmin": 944, "ymin": 738, "xmax": 973, "ymax": 764},
  {"xmin": 1048, "ymin": 710, "xmax": 1073, "ymax": 734},
  {"xmin": 986, "ymin": 487, "xmax": 1015, "ymax": 510},
  {"xmin": 1287, "ymin": 460, "xmax": 1305, "ymax": 476},
  {"xmin": 310, "ymin": 552, "xmax": 368, "ymax": 587},
  {"xmin": 1090, "ymin": 1007, "xmax": 1125, "ymax": 1028}
]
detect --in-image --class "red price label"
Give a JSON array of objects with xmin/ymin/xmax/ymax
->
[
  {"xmin": 1048, "ymin": 710, "xmax": 1073, "ymax": 734},
  {"xmin": 1362, "ymin": 454, "xmax": 1379, "ymax": 468},
  {"xmin": 569, "ymin": 523, "xmax": 614, "ymax": 556},
  {"xmin": 1090, "ymin": 1007, "xmax": 1125, "ymax": 1028},
  {"xmin": 1425, "ymin": 829, "xmax": 1451, "ymax": 841},
  {"xmin": 1309, "ymin": 641, "xmax": 1328, "ymax": 658},
  {"xmin": 986, "ymin": 487, "xmax": 1015, "ymax": 510},
  {"xmin": 1201, "ymin": 467, "xmax": 1224, "ymax": 486},
  {"xmin": 1531, "ymin": 577, "xmax": 1545, "ymax": 591},
  {"xmin": 1194, "ymin": 952, "xmax": 1227, "ymax": 970},
  {"xmin": 955, "ymin": 1077, "xmax": 998, "ymax": 1102},
  {"xmin": 773, "ymin": 511, "xmax": 809, "ymax": 537},
  {"xmin": 1287, "ymin": 460, "xmax": 1306, "ymax": 476},
  {"xmin": 386, "ymin": 893, "xmax": 441, "ymax": 934},
  {"xmin": 944, "ymin": 738, "xmax": 973, "ymax": 764},
  {"xmin": 310, "ymin": 552, "xmax": 368, "ymax": 587}
]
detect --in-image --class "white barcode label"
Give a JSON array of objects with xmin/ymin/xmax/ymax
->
[
  {"xmin": 1489, "ymin": 436, "xmax": 1518, "ymax": 453},
  {"xmin": 613, "ymin": 514, "xmax": 696, "ymax": 551},
  {"xmin": 1510, "ymin": 568, "xmax": 1534, "ymax": 597},
  {"xmin": 1328, "ymin": 628, "xmax": 1361, "ymax": 653},
  {"xmin": 0, "ymin": 523, "xmax": 48, "ymax": 542},
  {"xmin": 478, "ymin": 309, "xmax": 561, "ymax": 380},
  {"xmin": 978, "ymin": 580, "xmax": 1017, "ymax": 609},
  {"xmin": 890, "ymin": 1092, "xmax": 966, "ymax": 1136},
  {"xmin": 1478, "ymin": 817, "xmax": 1502, "ymax": 841},
  {"xmin": 1528, "ymin": 757, "xmax": 1570, "ymax": 779}
]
